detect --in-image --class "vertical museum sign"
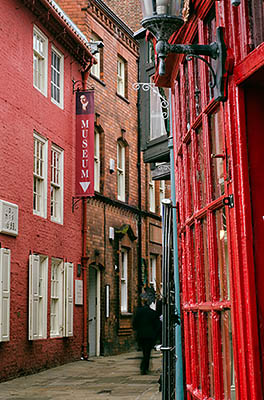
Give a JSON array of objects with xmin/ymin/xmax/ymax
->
[{"xmin": 75, "ymin": 91, "xmax": 94, "ymax": 197}]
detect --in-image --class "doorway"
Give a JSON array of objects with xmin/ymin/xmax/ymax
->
[
  {"xmin": 88, "ymin": 266, "xmax": 100, "ymax": 356},
  {"xmin": 244, "ymin": 66, "xmax": 264, "ymax": 389}
]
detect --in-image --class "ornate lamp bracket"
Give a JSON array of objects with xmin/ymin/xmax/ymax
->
[
  {"xmin": 72, "ymin": 196, "xmax": 82, "ymax": 212},
  {"xmin": 72, "ymin": 79, "xmax": 82, "ymax": 94},
  {"xmin": 132, "ymin": 82, "xmax": 169, "ymax": 120}
]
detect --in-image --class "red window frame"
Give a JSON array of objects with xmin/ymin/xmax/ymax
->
[{"xmin": 172, "ymin": 6, "xmax": 235, "ymax": 400}]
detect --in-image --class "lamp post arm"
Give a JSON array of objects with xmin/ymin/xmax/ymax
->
[{"xmin": 169, "ymin": 42, "xmax": 219, "ymax": 59}]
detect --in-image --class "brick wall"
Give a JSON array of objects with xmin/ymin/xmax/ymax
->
[
  {"xmin": 0, "ymin": 0, "xmax": 87, "ymax": 380},
  {"xmin": 102, "ymin": 0, "xmax": 143, "ymax": 32}
]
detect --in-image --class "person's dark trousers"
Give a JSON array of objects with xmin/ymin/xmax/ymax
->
[{"xmin": 139, "ymin": 338, "xmax": 154, "ymax": 374}]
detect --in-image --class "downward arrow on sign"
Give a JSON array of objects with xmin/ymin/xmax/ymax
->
[{"xmin": 80, "ymin": 182, "xmax": 90, "ymax": 192}]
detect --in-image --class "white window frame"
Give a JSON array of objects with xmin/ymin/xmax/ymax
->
[
  {"xmin": 33, "ymin": 25, "xmax": 48, "ymax": 96},
  {"xmin": 149, "ymin": 76, "xmax": 167, "ymax": 141},
  {"xmin": 28, "ymin": 254, "xmax": 48, "ymax": 340},
  {"xmin": 90, "ymin": 33, "xmax": 102, "ymax": 80},
  {"xmin": 50, "ymin": 258, "xmax": 64, "ymax": 338},
  {"xmin": 33, "ymin": 132, "xmax": 48, "ymax": 218},
  {"xmin": 0, "ymin": 248, "xmax": 10, "ymax": 342},
  {"xmin": 149, "ymin": 178, "xmax": 156, "ymax": 213},
  {"xmin": 149, "ymin": 254, "xmax": 157, "ymax": 291},
  {"xmin": 121, "ymin": 249, "xmax": 128, "ymax": 313},
  {"xmin": 51, "ymin": 46, "xmax": 64, "ymax": 109},
  {"xmin": 50, "ymin": 259, "xmax": 73, "ymax": 338},
  {"xmin": 117, "ymin": 56, "xmax": 126, "ymax": 97},
  {"xmin": 51, "ymin": 144, "xmax": 64, "ymax": 224},
  {"xmin": 94, "ymin": 130, "xmax": 100, "ymax": 192},
  {"xmin": 159, "ymin": 180, "xmax": 166, "ymax": 215},
  {"xmin": 117, "ymin": 142, "xmax": 125, "ymax": 201}
]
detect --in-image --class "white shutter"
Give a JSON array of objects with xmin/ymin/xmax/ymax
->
[
  {"xmin": 0, "ymin": 248, "xmax": 11, "ymax": 342},
  {"xmin": 64, "ymin": 262, "xmax": 73, "ymax": 337},
  {"xmin": 42, "ymin": 260, "xmax": 48, "ymax": 339},
  {"xmin": 29, "ymin": 255, "xmax": 40, "ymax": 340}
]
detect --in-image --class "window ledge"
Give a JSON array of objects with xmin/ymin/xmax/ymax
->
[
  {"xmin": 120, "ymin": 312, "xmax": 133, "ymax": 317},
  {"xmin": 91, "ymin": 74, "xmax": 106, "ymax": 86},
  {"xmin": 116, "ymin": 92, "xmax": 130, "ymax": 104}
]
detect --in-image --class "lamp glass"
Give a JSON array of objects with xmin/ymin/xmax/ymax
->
[{"xmin": 140, "ymin": 0, "xmax": 182, "ymax": 18}]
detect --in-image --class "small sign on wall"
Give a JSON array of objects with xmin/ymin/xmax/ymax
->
[
  {"xmin": 75, "ymin": 280, "xmax": 83, "ymax": 305},
  {"xmin": 0, "ymin": 200, "xmax": 18, "ymax": 236}
]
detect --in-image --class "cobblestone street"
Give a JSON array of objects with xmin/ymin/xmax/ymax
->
[{"xmin": 0, "ymin": 351, "xmax": 162, "ymax": 400}]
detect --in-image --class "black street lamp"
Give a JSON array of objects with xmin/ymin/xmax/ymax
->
[{"xmin": 140, "ymin": 0, "xmax": 227, "ymax": 100}]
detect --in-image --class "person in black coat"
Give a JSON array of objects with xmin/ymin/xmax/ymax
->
[{"xmin": 133, "ymin": 292, "xmax": 160, "ymax": 375}]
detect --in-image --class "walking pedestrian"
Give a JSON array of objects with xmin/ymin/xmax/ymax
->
[{"xmin": 133, "ymin": 292, "xmax": 160, "ymax": 375}]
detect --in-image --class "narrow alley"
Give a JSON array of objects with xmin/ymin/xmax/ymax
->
[{"xmin": 0, "ymin": 351, "xmax": 162, "ymax": 400}]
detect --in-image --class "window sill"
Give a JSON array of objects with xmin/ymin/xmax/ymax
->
[
  {"xmin": 51, "ymin": 217, "xmax": 63, "ymax": 225},
  {"xmin": 50, "ymin": 334, "xmax": 63, "ymax": 339},
  {"xmin": 91, "ymin": 74, "xmax": 106, "ymax": 86},
  {"xmin": 120, "ymin": 312, "xmax": 133, "ymax": 317},
  {"xmin": 116, "ymin": 92, "xmax": 130, "ymax": 104}
]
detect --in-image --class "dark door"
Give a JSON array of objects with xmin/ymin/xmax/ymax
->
[{"xmin": 244, "ymin": 67, "xmax": 264, "ymax": 390}]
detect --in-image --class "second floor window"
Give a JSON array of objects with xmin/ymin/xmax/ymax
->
[
  {"xmin": 51, "ymin": 145, "xmax": 64, "ymax": 224},
  {"xmin": 94, "ymin": 130, "xmax": 100, "ymax": 192},
  {"xmin": 90, "ymin": 33, "xmax": 103, "ymax": 80},
  {"xmin": 159, "ymin": 180, "xmax": 165, "ymax": 215},
  {"xmin": 149, "ymin": 178, "xmax": 156, "ymax": 213},
  {"xmin": 33, "ymin": 132, "xmax": 47, "ymax": 218},
  {"xmin": 150, "ymin": 80, "xmax": 168, "ymax": 140},
  {"xmin": 51, "ymin": 47, "xmax": 64, "ymax": 108},
  {"xmin": 33, "ymin": 26, "xmax": 48, "ymax": 96},
  {"xmin": 117, "ymin": 56, "xmax": 126, "ymax": 98},
  {"xmin": 117, "ymin": 141, "xmax": 125, "ymax": 201}
]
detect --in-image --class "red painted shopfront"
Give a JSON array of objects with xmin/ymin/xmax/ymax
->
[{"xmin": 154, "ymin": 0, "xmax": 264, "ymax": 398}]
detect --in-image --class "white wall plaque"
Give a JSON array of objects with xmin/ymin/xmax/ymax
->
[
  {"xmin": 75, "ymin": 280, "xmax": 83, "ymax": 305},
  {"xmin": 0, "ymin": 200, "xmax": 18, "ymax": 236}
]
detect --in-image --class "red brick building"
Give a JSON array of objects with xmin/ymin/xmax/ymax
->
[
  {"xmin": 56, "ymin": 0, "xmax": 167, "ymax": 357},
  {"xmin": 0, "ymin": 0, "xmax": 95, "ymax": 381},
  {"xmin": 0, "ymin": 0, "xmax": 167, "ymax": 381}
]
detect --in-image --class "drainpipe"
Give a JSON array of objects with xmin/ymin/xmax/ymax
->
[
  {"xmin": 168, "ymin": 89, "xmax": 184, "ymax": 399},
  {"xmin": 81, "ymin": 70, "xmax": 90, "ymax": 360},
  {"xmin": 136, "ymin": 59, "xmax": 143, "ymax": 298}
]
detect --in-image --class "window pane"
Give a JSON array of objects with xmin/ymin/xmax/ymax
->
[
  {"xmin": 215, "ymin": 208, "xmax": 230, "ymax": 300},
  {"xmin": 201, "ymin": 218, "xmax": 211, "ymax": 302},
  {"xmin": 51, "ymin": 50, "xmax": 61, "ymax": 104},
  {"xmin": 190, "ymin": 225, "xmax": 196, "ymax": 302},
  {"xmin": 206, "ymin": 312, "xmax": 215, "ymax": 397},
  {"xmin": 187, "ymin": 141, "xmax": 193, "ymax": 215},
  {"xmin": 149, "ymin": 80, "xmax": 167, "ymax": 140},
  {"xmin": 184, "ymin": 61, "xmax": 190, "ymax": 131},
  {"xmin": 196, "ymin": 127, "xmax": 206, "ymax": 208},
  {"xmin": 210, "ymin": 110, "xmax": 225, "ymax": 199},
  {"xmin": 221, "ymin": 310, "xmax": 235, "ymax": 399}
]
